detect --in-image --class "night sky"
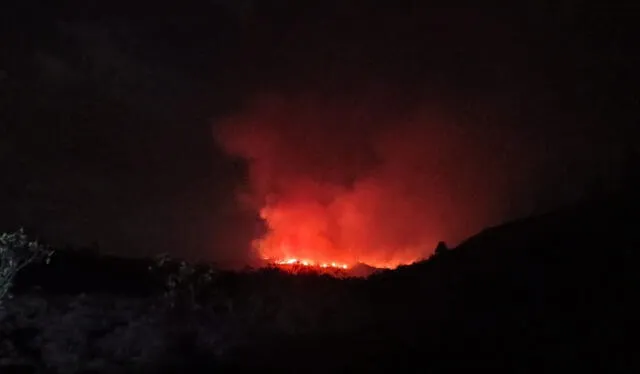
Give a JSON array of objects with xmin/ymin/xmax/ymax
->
[{"xmin": 1, "ymin": 1, "xmax": 638, "ymax": 267}]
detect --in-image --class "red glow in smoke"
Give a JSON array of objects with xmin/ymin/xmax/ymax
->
[
  {"xmin": 251, "ymin": 180, "xmax": 430, "ymax": 269},
  {"xmin": 215, "ymin": 93, "xmax": 511, "ymax": 269}
]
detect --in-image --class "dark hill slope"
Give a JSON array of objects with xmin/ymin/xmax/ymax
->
[
  {"xmin": 3, "ymin": 190, "xmax": 638, "ymax": 372},
  {"xmin": 229, "ymin": 191, "xmax": 640, "ymax": 372}
]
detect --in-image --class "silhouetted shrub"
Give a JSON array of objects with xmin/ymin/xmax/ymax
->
[{"xmin": 0, "ymin": 229, "xmax": 52, "ymax": 305}]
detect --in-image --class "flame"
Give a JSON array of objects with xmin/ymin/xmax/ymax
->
[
  {"xmin": 254, "ymin": 200, "xmax": 424, "ymax": 270},
  {"xmin": 269, "ymin": 257, "xmax": 350, "ymax": 270}
]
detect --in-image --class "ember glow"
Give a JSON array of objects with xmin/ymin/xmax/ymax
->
[{"xmin": 269, "ymin": 258, "xmax": 349, "ymax": 270}]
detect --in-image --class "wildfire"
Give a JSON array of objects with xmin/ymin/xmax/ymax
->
[{"xmin": 269, "ymin": 257, "xmax": 350, "ymax": 270}]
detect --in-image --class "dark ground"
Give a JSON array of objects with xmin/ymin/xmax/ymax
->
[{"xmin": 1, "ymin": 186, "xmax": 639, "ymax": 373}]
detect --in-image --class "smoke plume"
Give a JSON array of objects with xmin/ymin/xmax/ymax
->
[{"xmin": 214, "ymin": 91, "xmax": 552, "ymax": 268}]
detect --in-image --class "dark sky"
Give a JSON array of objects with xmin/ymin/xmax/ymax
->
[{"xmin": 1, "ymin": 1, "xmax": 638, "ymax": 266}]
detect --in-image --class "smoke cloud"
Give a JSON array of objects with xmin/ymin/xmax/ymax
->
[
  {"xmin": 214, "ymin": 90, "xmax": 551, "ymax": 268},
  {"xmin": 206, "ymin": 3, "xmax": 634, "ymax": 268}
]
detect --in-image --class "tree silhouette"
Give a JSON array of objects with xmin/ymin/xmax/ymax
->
[{"xmin": 434, "ymin": 241, "xmax": 449, "ymax": 256}]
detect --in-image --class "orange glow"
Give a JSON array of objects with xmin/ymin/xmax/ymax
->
[
  {"xmin": 215, "ymin": 95, "xmax": 496, "ymax": 271},
  {"xmin": 269, "ymin": 257, "xmax": 350, "ymax": 270},
  {"xmin": 254, "ymin": 194, "xmax": 426, "ymax": 269}
]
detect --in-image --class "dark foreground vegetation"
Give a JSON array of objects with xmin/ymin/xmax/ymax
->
[{"xmin": 1, "ymin": 188, "xmax": 639, "ymax": 373}]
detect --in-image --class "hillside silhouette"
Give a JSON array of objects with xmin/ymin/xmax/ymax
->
[
  {"xmin": 229, "ymin": 187, "xmax": 638, "ymax": 372},
  {"xmin": 2, "ymin": 188, "xmax": 638, "ymax": 372}
]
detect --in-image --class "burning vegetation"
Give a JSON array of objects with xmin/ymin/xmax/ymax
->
[
  {"xmin": 271, "ymin": 258, "xmax": 349, "ymax": 270},
  {"xmin": 266, "ymin": 257, "xmax": 352, "ymax": 276}
]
